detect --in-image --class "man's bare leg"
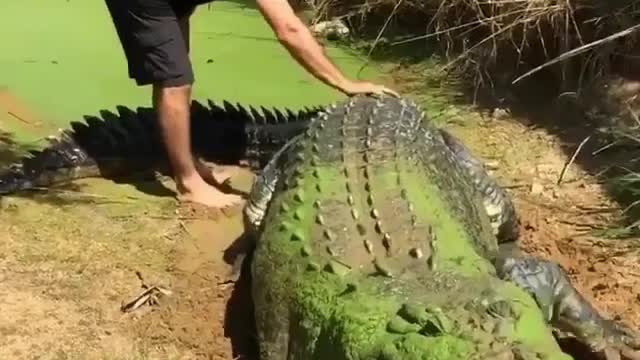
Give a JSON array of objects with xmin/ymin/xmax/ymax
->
[
  {"xmin": 152, "ymin": 84, "xmax": 242, "ymax": 207},
  {"xmin": 176, "ymin": 10, "xmax": 238, "ymax": 189}
]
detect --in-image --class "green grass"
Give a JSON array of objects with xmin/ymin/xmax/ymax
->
[{"xmin": 0, "ymin": 0, "xmax": 381, "ymax": 143}]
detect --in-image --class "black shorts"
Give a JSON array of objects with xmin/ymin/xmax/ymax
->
[{"xmin": 104, "ymin": 0, "xmax": 213, "ymax": 87}]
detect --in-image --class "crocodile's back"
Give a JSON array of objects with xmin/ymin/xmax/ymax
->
[{"xmin": 251, "ymin": 96, "xmax": 570, "ymax": 359}]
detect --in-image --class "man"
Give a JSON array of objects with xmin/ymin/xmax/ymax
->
[{"xmin": 104, "ymin": 0, "xmax": 398, "ymax": 208}]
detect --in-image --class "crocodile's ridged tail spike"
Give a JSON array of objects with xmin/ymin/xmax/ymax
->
[
  {"xmin": 207, "ymin": 100, "xmax": 324, "ymax": 169},
  {"xmin": 0, "ymin": 99, "xmax": 324, "ymax": 195}
]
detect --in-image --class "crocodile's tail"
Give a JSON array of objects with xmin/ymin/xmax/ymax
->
[
  {"xmin": 199, "ymin": 99, "xmax": 320, "ymax": 168},
  {"xmin": 0, "ymin": 105, "xmax": 163, "ymax": 194},
  {"xmin": 0, "ymin": 100, "xmax": 322, "ymax": 195}
]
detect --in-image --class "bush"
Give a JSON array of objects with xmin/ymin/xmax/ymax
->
[{"xmin": 307, "ymin": 1, "xmax": 639, "ymax": 91}]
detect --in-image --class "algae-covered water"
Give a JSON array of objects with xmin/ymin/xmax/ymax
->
[{"xmin": 0, "ymin": 0, "xmax": 380, "ymax": 143}]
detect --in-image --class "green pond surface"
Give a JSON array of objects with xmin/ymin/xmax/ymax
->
[{"xmin": 0, "ymin": 0, "xmax": 381, "ymax": 143}]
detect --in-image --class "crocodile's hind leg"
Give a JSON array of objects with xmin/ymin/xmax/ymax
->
[
  {"xmin": 438, "ymin": 128, "xmax": 519, "ymax": 243},
  {"xmin": 230, "ymin": 137, "xmax": 303, "ymax": 360},
  {"xmin": 495, "ymin": 254, "xmax": 640, "ymax": 359},
  {"xmin": 244, "ymin": 137, "xmax": 299, "ymax": 359},
  {"xmin": 226, "ymin": 134, "xmax": 304, "ymax": 284},
  {"xmin": 225, "ymin": 166, "xmax": 280, "ymax": 283}
]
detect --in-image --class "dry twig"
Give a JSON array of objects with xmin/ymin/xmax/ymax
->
[
  {"xmin": 513, "ymin": 23, "xmax": 640, "ymax": 84},
  {"xmin": 120, "ymin": 271, "xmax": 172, "ymax": 313},
  {"xmin": 557, "ymin": 135, "xmax": 591, "ymax": 185}
]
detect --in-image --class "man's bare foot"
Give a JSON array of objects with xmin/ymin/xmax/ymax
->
[{"xmin": 176, "ymin": 174, "xmax": 243, "ymax": 208}]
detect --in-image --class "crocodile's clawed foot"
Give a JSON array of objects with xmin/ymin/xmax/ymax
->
[
  {"xmin": 496, "ymin": 256, "xmax": 640, "ymax": 360},
  {"xmin": 218, "ymin": 253, "xmax": 247, "ymax": 288},
  {"xmin": 558, "ymin": 318, "xmax": 640, "ymax": 360},
  {"xmin": 219, "ymin": 233, "xmax": 255, "ymax": 288}
]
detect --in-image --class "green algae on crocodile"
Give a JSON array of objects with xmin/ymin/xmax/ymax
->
[{"xmin": 243, "ymin": 95, "xmax": 640, "ymax": 360}]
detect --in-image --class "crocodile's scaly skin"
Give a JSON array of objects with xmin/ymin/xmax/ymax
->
[
  {"xmin": 0, "ymin": 100, "xmax": 321, "ymax": 194},
  {"xmin": 245, "ymin": 95, "xmax": 639, "ymax": 360},
  {"xmin": 243, "ymin": 118, "xmax": 519, "ymax": 243}
]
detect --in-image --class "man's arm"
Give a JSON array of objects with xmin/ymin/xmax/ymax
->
[{"xmin": 255, "ymin": 0, "xmax": 397, "ymax": 97}]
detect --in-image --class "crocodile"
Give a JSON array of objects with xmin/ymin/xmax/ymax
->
[
  {"xmin": 241, "ymin": 95, "xmax": 640, "ymax": 360},
  {"xmin": 0, "ymin": 97, "xmax": 517, "ymax": 242},
  {"xmin": 0, "ymin": 100, "xmax": 322, "ymax": 195}
]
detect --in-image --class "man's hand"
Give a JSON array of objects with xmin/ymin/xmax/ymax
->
[
  {"xmin": 337, "ymin": 79, "xmax": 399, "ymax": 98},
  {"xmin": 255, "ymin": 0, "xmax": 400, "ymax": 99}
]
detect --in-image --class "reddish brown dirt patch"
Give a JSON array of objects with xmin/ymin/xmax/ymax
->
[
  {"xmin": 133, "ymin": 262, "xmax": 257, "ymax": 360},
  {"xmin": 131, "ymin": 169, "xmax": 258, "ymax": 360}
]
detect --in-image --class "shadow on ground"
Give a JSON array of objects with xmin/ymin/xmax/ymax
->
[{"xmin": 224, "ymin": 234, "xmax": 259, "ymax": 359}]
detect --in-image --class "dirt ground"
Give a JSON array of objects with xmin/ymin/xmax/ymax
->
[
  {"xmin": 0, "ymin": 169, "xmax": 258, "ymax": 360},
  {"xmin": 1, "ymin": 80, "xmax": 640, "ymax": 360}
]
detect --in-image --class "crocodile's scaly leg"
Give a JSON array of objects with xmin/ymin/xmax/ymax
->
[
  {"xmin": 495, "ymin": 255, "xmax": 640, "ymax": 359},
  {"xmin": 243, "ymin": 138, "xmax": 305, "ymax": 360},
  {"xmin": 438, "ymin": 128, "xmax": 519, "ymax": 243},
  {"xmin": 220, "ymin": 134, "xmax": 297, "ymax": 358},
  {"xmin": 223, "ymin": 133, "xmax": 304, "ymax": 284}
]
